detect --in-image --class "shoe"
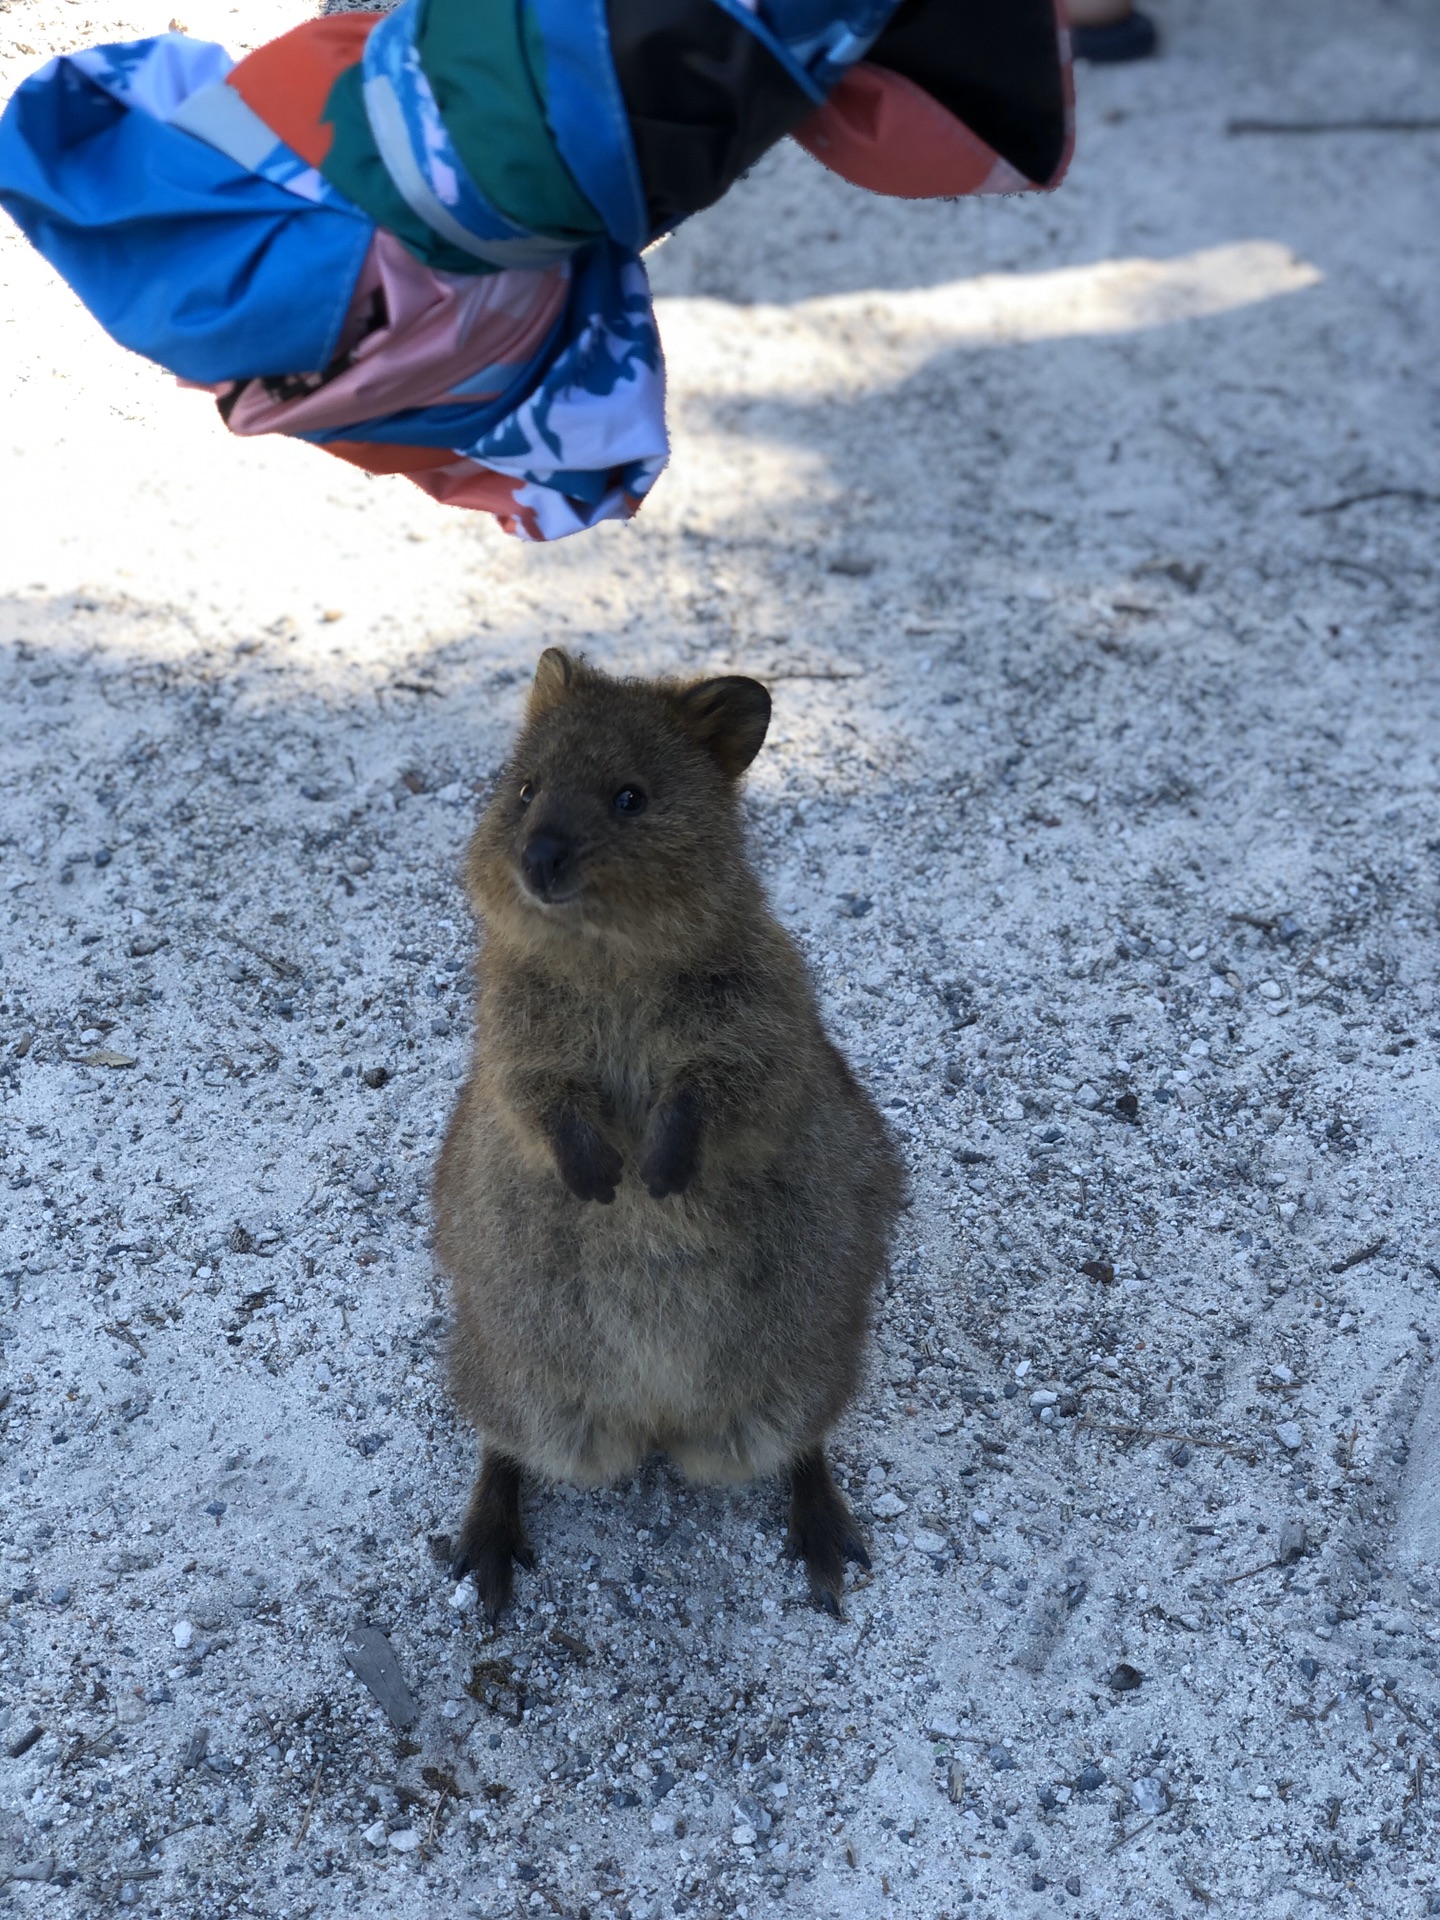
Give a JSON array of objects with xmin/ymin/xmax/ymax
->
[{"xmin": 1071, "ymin": 11, "xmax": 1158, "ymax": 63}]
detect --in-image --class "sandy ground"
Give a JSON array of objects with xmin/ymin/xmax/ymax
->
[{"xmin": 3, "ymin": 1, "xmax": 1440, "ymax": 1916}]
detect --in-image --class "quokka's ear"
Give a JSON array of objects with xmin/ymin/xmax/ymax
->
[
  {"xmin": 672, "ymin": 676, "xmax": 772, "ymax": 778},
  {"xmin": 528, "ymin": 647, "xmax": 576, "ymax": 716}
]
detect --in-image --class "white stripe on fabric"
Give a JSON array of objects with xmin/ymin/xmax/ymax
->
[
  {"xmin": 167, "ymin": 81, "xmax": 281, "ymax": 172},
  {"xmin": 363, "ymin": 74, "xmax": 574, "ymax": 269}
]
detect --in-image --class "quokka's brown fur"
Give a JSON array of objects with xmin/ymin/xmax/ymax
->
[{"xmin": 432, "ymin": 648, "xmax": 905, "ymax": 1618}]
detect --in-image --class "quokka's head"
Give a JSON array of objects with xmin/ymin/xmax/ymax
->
[{"xmin": 468, "ymin": 650, "xmax": 771, "ymax": 948}]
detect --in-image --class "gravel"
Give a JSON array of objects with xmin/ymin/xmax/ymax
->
[{"xmin": 3, "ymin": 0, "xmax": 1440, "ymax": 1915}]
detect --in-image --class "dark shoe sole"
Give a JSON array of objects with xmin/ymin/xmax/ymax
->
[{"xmin": 1072, "ymin": 12, "xmax": 1158, "ymax": 63}]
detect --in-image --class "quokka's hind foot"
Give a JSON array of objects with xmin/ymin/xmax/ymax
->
[
  {"xmin": 786, "ymin": 1447, "xmax": 871, "ymax": 1619},
  {"xmin": 450, "ymin": 1449, "xmax": 535, "ymax": 1624}
]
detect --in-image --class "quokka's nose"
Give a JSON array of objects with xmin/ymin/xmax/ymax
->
[{"xmin": 521, "ymin": 830, "xmax": 573, "ymax": 897}]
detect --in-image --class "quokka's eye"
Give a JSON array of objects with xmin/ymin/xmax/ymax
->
[
  {"xmin": 518, "ymin": 781, "xmax": 534, "ymax": 806},
  {"xmin": 613, "ymin": 786, "xmax": 647, "ymax": 815}
]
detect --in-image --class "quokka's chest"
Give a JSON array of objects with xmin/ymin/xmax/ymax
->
[{"xmin": 491, "ymin": 987, "xmax": 697, "ymax": 1115}]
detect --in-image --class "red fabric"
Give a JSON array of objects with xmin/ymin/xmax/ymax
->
[
  {"xmin": 317, "ymin": 442, "xmax": 541, "ymax": 538},
  {"xmin": 794, "ymin": 61, "xmax": 1064, "ymax": 198},
  {"xmin": 320, "ymin": 439, "xmax": 458, "ymax": 477},
  {"xmin": 226, "ymin": 15, "xmax": 380, "ymax": 170}
]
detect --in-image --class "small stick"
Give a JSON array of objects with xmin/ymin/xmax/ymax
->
[
  {"xmin": 1300, "ymin": 486, "xmax": 1440, "ymax": 517},
  {"xmin": 1108, "ymin": 1808, "xmax": 1165, "ymax": 1854},
  {"xmin": 763, "ymin": 669, "xmax": 866, "ymax": 682},
  {"xmin": 1229, "ymin": 118, "xmax": 1440, "ymax": 136},
  {"xmin": 1080, "ymin": 1419, "xmax": 1257, "ymax": 1463},
  {"xmin": 421, "ymin": 1789, "xmax": 450, "ymax": 1857},
  {"xmin": 1225, "ymin": 1557, "xmax": 1281, "ymax": 1585},
  {"xmin": 1331, "ymin": 1238, "xmax": 1385, "ymax": 1274},
  {"xmin": 1383, "ymin": 1683, "xmax": 1439, "ymax": 1741},
  {"xmin": 293, "ymin": 1761, "xmax": 324, "ymax": 1850}
]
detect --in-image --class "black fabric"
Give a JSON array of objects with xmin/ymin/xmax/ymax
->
[
  {"xmin": 607, "ymin": 0, "xmax": 814, "ymax": 229},
  {"xmin": 869, "ymin": 0, "xmax": 1067, "ymax": 186}
]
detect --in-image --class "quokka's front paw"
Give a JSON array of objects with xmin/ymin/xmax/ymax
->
[
  {"xmin": 545, "ymin": 1109, "xmax": 623, "ymax": 1204},
  {"xmin": 640, "ymin": 1085, "xmax": 703, "ymax": 1200}
]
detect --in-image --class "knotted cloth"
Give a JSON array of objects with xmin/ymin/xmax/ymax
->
[{"xmin": 0, "ymin": 0, "xmax": 1071, "ymax": 540}]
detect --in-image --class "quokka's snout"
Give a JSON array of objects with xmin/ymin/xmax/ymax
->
[{"xmin": 434, "ymin": 647, "xmax": 905, "ymax": 1621}]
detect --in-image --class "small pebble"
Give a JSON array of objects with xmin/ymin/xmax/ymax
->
[
  {"xmin": 912, "ymin": 1529, "xmax": 949, "ymax": 1559},
  {"xmin": 732, "ymin": 1823, "xmax": 757, "ymax": 1847},
  {"xmin": 972, "ymin": 1509, "xmax": 992, "ymax": 1530},
  {"xmin": 449, "ymin": 1575, "xmax": 478, "ymax": 1615},
  {"xmin": 1107, "ymin": 1663, "xmax": 1144, "ymax": 1693},
  {"xmin": 1076, "ymin": 1766, "xmax": 1106, "ymax": 1793},
  {"xmin": 872, "ymin": 1492, "xmax": 908, "ymax": 1520},
  {"xmin": 1275, "ymin": 1422, "xmax": 1304, "ymax": 1452},
  {"xmin": 1277, "ymin": 1518, "xmax": 1308, "ymax": 1564},
  {"xmin": 172, "ymin": 1619, "xmax": 194, "ymax": 1650},
  {"xmin": 47, "ymin": 1585, "xmax": 71, "ymax": 1607},
  {"xmin": 388, "ymin": 1829, "xmax": 421, "ymax": 1853},
  {"xmin": 1131, "ymin": 1776, "xmax": 1168, "ymax": 1815},
  {"xmin": 362, "ymin": 1820, "xmax": 388, "ymax": 1848}
]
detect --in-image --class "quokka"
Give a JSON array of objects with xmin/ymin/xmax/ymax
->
[{"xmin": 433, "ymin": 649, "xmax": 904, "ymax": 1618}]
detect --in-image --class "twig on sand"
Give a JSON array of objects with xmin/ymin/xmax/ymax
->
[
  {"xmin": 421, "ymin": 1788, "xmax": 450, "ymax": 1857},
  {"xmin": 293, "ymin": 1762, "xmax": 324, "ymax": 1850},
  {"xmin": 1300, "ymin": 487, "xmax": 1440, "ymax": 517},
  {"xmin": 1080, "ymin": 1418, "xmax": 1258, "ymax": 1464},
  {"xmin": 1330, "ymin": 1238, "xmax": 1385, "ymax": 1274},
  {"xmin": 1229, "ymin": 118, "xmax": 1440, "ymax": 136}
]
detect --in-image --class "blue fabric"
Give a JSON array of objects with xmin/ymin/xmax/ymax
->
[
  {"xmin": 706, "ymin": 0, "xmax": 826, "ymax": 104},
  {"xmin": 704, "ymin": 0, "xmax": 905, "ymax": 102},
  {"xmin": 0, "ymin": 47, "xmax": 372, "ymax": 383},
  {"xmin": 530, "ymin": 0, "xmax": 648, "ymax": 250},
  {"xmin": 362, "ymin": 0, "xmax": 573, "ymax": 269}
]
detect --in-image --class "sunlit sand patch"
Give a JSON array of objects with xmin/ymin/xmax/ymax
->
[{"xmin": 659, "ymin": 242, "xmax": 1324, "ymax": 404}]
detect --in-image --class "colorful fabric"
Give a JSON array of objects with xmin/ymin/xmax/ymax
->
[{"xmin": 0, "ymin": 1, "xmax": 1071, "ymax": 541}]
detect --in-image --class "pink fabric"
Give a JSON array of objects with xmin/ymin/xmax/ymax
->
[
  {"xmin": 794, "ymin": 59, "xmax": 1072, "ymax": 199},
  {"xmin": 219, "ymin": 230, "xmax": 569, "ymax": 437},
  {"xmin": 321, "ymin": 438, "xmax": 543, "ymax": 539}
]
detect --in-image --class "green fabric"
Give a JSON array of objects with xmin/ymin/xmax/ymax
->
[
  {"xmin": 318, "ymin": 62, "xmax": 495, "ymax": 275},
  {"xmin": 417, "ymin": 0, "xmax": 605, "ymax": 243}
]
